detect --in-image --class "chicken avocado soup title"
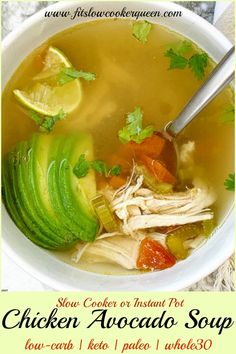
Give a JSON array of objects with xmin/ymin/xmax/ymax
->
[{"xmin": 1, "ymin": 297, "xmax": 234, "ymax": 335}]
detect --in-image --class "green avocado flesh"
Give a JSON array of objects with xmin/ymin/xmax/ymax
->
[{"xmin": 2, "ymin": 133, "xmax": 99, "ymax": 250}]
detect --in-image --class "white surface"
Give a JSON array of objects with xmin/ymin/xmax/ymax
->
[
  {"xmin": 214, "ymin": 1, "xmax": 232, "ymax": 23},
  {"xmin": 2, "ymin": 252, "xmax": 47, "ymax": 291},
  {"xmin": 2, "ymin": 1, "xmax": 234, "ymax": 291}
]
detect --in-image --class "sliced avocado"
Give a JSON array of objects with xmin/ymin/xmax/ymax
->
[
  {"xmin": 47, "ymin": 134, "xmax": 98, "ymax": 241},
  {"xmin": 2, "ymin": 157, "xmax": 47, "ymax": 248},
  {"xmin": 6, "ymin": 145, "xmax": 56, "ymax": 249},
  {"xmin": 16, "ymin": 141, "xmax": 61, "ymax": 249},
  {"xmin": 29, "ymin": 134, "xmax": 77, "ymax": 247},
  {"xmin": 47, "ymin": 135, "xmax": 80, "ymax": 236},
  {"xmin": 57, "ymin": 133, "xmax": 98, "ymax": 241},
  {"xmin": 3, "ymin": 133, "xmax": 99, "ymax": 250}
]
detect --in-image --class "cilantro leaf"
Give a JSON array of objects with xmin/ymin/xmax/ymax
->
[
  {"xmin": 118, "ymin": 107, "xmax": 143, "ymax": 144},
  {"xmin": 63, "ymin": 67, "xmax": 96, "ymax": 80},
  {"xmin": 164, "ymin": 44, "xmax": 208, "ymax": 80},
  {"xmin": 126, "ymin": 107, "xmax": 143, "ymax": 135},
  {"xmin": 165, "ymin": 40, "xmax": 192, "ymax": 56},
  {"xmin": 118, "ymin": 127, "xmax": 132, "ymax": 144},
  {"xmin": 165, "ymin": 48, "xmax": 188, "ymax": 70},
  {"xmin": 30, "ymin": 110, "xmax": 43, "ymax": 125},
  {"xmin": 109, "ymin": 165, "xmax": 121, "ymax": 176},
  {"xmin": 131, "ymin": 125, "xmax": 154, "ymax": 144},
  {"xmin": 90, "ymin": 161, "xmax": 122, "ymax": 177},
  {"xmin": 132, "ymin": 21, "xmax": 152, "ymax": 44},
  {"xmin": 40, "ymin": 109, "xmax": 66, "ymax": 132},
  {"xmin": 58, "ymin": 71, "xmax": 74, "ymax": 85},
  {"xmin": 73, "ymin": 154, "xmax": 90, "ymax": 178},
  {"xmin": 73, "ymin": 156, "xmax": 122, "ymax": 179},
  {"xmin": 118, "ymin": 107, "xmax": 154, "ymax": 144},
  {"xmin": 90, "ymin": 160, "xmax": 109, "ymax": 176},
  {"xmin": 58, "ymin": 67, "xmax": 96, "ymax": 85},
  {"xmin": 188, "ymin": 53, "xmax": 208, "ymax": 80},
  {"xmin": 175, "ymin": 40, "xmax": 192, "ymax": 55},
  {"xmin": 220, "ymin": 105, "xmax": 235, "ymax": 123},
  {"xmin": 224, "ymin": 173, "xmax": 235, "ymax": 191},
  {"xmin": 29, "ymin": 109, "xmax": 66, "ymax": 132}
]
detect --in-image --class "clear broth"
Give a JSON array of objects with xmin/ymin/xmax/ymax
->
[{"xmin": 2, "ymin": 20, "xmax": 234, "ymax": 274}]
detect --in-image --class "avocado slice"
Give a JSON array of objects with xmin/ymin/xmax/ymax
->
[
  {"xmin": 6, "ymin": 145, "xmax": 56, "ymax": 249},
  {"xmin": 2, "ymin": 156, "xmax": 47, "ymax": 249},
  {"xmin": 15, "ymin": 141, "xmax": 60, "ymax": 249},
  {"xmin": 29, "ymin": 134, "xmax": 77, "ymax": 248},
  {"xmin": 57, "ymin": 133, "xmax": 98, "ymax": 241},
  {"xmin": 47, "ymin": 135, "xmax": 81, "ymax": 237},
  {"xmin": 2, "ymin": 133, "xmax": 99, "ymax": 250},
  {"xmin": 47, "ymin": 134, "xmax": 98, "ymax": 242}
]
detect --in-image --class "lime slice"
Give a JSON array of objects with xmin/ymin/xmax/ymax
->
[
  {"xmin": 33, "ymin": 46, "xmax": 71, "ymax": 80},
  {"xmin": 13, "ymin": 46, "xmax": 82, "ymax": 116}
]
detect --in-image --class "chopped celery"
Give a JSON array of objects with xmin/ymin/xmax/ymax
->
[
  {"xmin": 166, "ymin": 224, "xmax": 202, "ymax": 260},
  {"xmin": 202, "ymin": 219, "xmax": 215, "ymax": 237},
  {"xmin": 91, "ymin": 194, "xmax": 117, "ymax": 233},
  {"xmin": 166, "ymin": 235, "xmax": 188, "ymax": 260},
  {"xmin": 136, "ymin": 165, "xmax": 173, "ymax": 194}
]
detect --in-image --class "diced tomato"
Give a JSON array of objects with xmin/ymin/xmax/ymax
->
[
  {"xmin": 129, "ymin": 133, "xmax": 166, "ymax": 159},
  {"xmin": 137, "ymin": 238, "xmax": 176, "ymax": 270},
  {"xmin": 140, "ymin": 154, "xmax": 177, "ymax": 185}
]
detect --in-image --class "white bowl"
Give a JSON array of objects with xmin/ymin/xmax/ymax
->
[{"xmin": 2, "ymin": 1, "xmax": 234, "ymax": 291}]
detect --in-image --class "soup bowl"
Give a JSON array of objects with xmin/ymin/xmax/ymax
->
[{"xmin": 2, "ymin": 1, "xmax": 234, "ymax": 291}]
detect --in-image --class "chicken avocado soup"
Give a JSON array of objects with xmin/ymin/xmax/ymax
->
[{"xmin": 2, "ymin": 20, "xmax": 234, "ymax": 275}]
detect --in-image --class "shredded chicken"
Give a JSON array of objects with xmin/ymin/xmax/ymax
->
[
  {"xmin": 73, "ymin": 158, "xmax": 216, "ymax": 271},
  {"xmin": 126, "ymin": 212, "xmax": 213, "ymax": 231},
  {"xmin": 73, "ymin": 235, "xmax": 140, "ymax": 269},
  {"xmin": 72, "ymin": 232, "xmax": 123, "ymax": 263},
  {"xmin": 127, "ymin": 205, "xmax": 142, "ymax": 216},
  {"xmin": 105, "ymin": 169, "xmax": 216, "ymax": 233}
]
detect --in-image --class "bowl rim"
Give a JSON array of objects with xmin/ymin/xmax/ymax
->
[
  {"xmin": 3, "ymin": 207, "xmax": 234, "ymax": 291},
  {"xmin": 2, "ymin": 0, "xmax": 234, "ymax": 291},
  {"xmin": 2, "ymin": 1, "xmax": 233, "ymax": 52}
]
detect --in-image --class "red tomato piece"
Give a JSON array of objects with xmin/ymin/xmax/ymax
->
[{"xmin": 137, "ymin": 238, "xmax": 176, "ymax": 270}]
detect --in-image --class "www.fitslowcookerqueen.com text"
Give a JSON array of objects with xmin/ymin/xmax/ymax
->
[{"xmin": 44, "ymin": 7, "xmax": 182, "ymax": 20}]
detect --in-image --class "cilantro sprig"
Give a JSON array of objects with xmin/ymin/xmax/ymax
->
[
  {"xmin": 58, "ymin": 67, "xmax": 96, "ymax": 85},
  {"xmin": 132, "ymin": 21, "xmax": 152, "ymax": 44},
  {"xmin": 224, "ymin": 173, "xmax": 235, "ymax": 191},
  {"xmin": 174, "ymin": 40, "xmax": 192, "ymax": 55},
  {"xmin": 165, "ymin": 49, "xmax": 188, "ymax": 70},
  {"xmin": 118, "ymin": 107, "xmax": 154, "ymax": 144},
  {"xmin": 164, "ymin": 41, "xmax": 209, "ymax": 80},
  {"xmin": 73, "ymin": 154, "xmax": 90, "ymax": 178},
  {"xmin": 164, "ymin": 40, "xmax": 192, "ymax": 56},
  {"xmin": 30, "ymin": 109, "xmax": 66, "ymax": 132},
  {"xmin": 188, "ymin": 53, "xmax": 208, "ymax": 80},
  {"xmin": 73, "ymin": 155, "xmax": 121, "ymax": 179}
]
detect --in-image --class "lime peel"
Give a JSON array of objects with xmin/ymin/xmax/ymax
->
[{"xmin": 13, "ymin": 46, "xmax": 82, "ymax": 116}]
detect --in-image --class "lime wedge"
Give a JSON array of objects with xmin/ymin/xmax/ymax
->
[
  {"xmin": 33, "ymin": 46, "xmax": 71, "ymax": 80},
  {"xmin": 13, "ymin": 46, "xmax": 82, "ymax": 116}
]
